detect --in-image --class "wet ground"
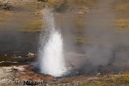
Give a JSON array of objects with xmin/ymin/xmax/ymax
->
[{"xmin": 0, "ymin": 32, "xmax": 39, "ymax": 56}]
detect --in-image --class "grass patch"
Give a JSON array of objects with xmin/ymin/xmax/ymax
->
[
  {"xmin": 76, "ymin": 36, "xmax": 101, "ymax": 43},
  {"xmin": 48, "ymin": 0, "xmax": 61, "ymax": 3},
  {"xmin": 0, "ymin": 10, "xmax": 11, "ymax": 20},
  {"xmin": 114, "ymin": 18, "xmax": 129, "ymax": 30},
  {"xmin": 81, "ymin": 72, "xmax": 129, "ymax": 86},
  {"xmin": 113, "ymin": 0, "xmax": 129, "ymax": 18},
  {"xmin": 74, "ymin": 0, "xmax": 98, "ymax": 7},
  {"xmin": 115, "ymin": 4, "xmax": 129, "ymax": 11},
  {"xmin": 20, "ymin": 19, "xmax": 42, "ymax": 32},
  {"xmin": 74, "ymin": 15, "xmax": 86, "ymax": 29}
]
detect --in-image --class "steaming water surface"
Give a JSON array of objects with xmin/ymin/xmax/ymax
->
[{"xmin": 0, "ymin": 32, "xmax": 39, "ymax": 56}]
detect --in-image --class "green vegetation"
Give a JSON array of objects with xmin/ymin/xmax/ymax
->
[
  {"xmin": 112, "ymin": 0, "xmax": 129, "ymax": 31},
  {"xmin": 74, "ymin": 0, "xmax": 98, "ymax": 7},
  {"xmin": 0, "ymin": 0, "xmax": 98, "ymax": 32},
  {"xmin": 20, "ymin": 19, "xmax": 42, "ymax": 32},
  {"xmin": 82, "ymin": 73, "xmax": 129, "ymax": 86},
  {"xmin": 114, "ymin": 18, "xmax": 129, "ymax": 30},
  {"xmin": 113, "ymin": 0, "xmax": 129, "ymax": 18},
  {"xmin": 1, "ymin": 72, "xmax": 129, "ymax": 86}
]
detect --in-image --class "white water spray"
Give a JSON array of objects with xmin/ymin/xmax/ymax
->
[{"xmin": 38, "ymin": 9, "xmax": 67, "ymax": 77}]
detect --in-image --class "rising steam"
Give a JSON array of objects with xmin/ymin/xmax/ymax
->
[
  {"xmin": 37, "ymin": 0, "xmax": 129, "ymax": 77},
  {"xmin": 55, "ymin": 0, "xmax": 129, "ymax": 75},
  {"xmin": 77, "ymin": 0, "xmax": 129, "ymax": 75}
]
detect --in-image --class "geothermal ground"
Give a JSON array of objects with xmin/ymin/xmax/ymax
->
[{"xmin": 0, "ymin": 0, "xmax": 129, "ymax": 86}]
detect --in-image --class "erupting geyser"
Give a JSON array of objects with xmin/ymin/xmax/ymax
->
[{"xmin": 38, "ymin": 9, "xmax": 67, "ymax": 77}]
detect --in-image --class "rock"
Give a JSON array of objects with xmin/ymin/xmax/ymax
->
[
  {"xmin": 82, "ymin": 7, "xmax": 87, "ymax": 9},
  {"xmin": 26, "ymin": 52, "xmax": 36, "ymax": 58},
  {"xmin": 4, "ymin": 54, "xmax": 7, "ymax": 56},
  {"xmin": 12, "ymin": 66, "xmax": 25, "ymax": 72},
  {"xmin": 0, "ymin": 65, "xmax": 55, "ymax": 85}
]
